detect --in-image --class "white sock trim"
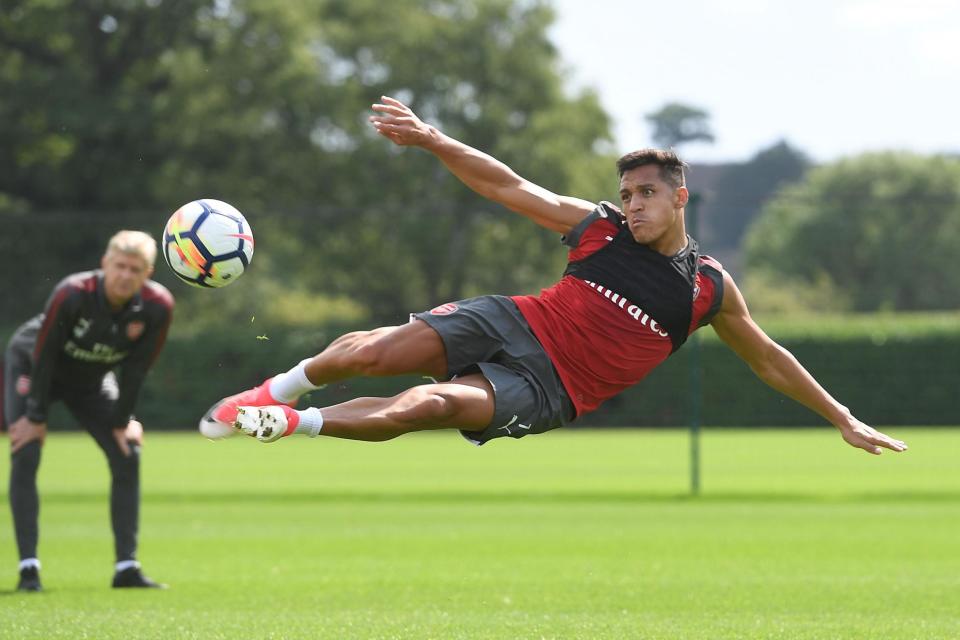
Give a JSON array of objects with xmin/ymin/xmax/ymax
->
[
  {"xmin": 115, "ymin": 560, "xmax": 141, "ymax": 572},
  {"xmin": 19, "ymin": 558, "xmax": 41, "ymax": 571},
  {"xmin": 269, "ymin": 359, "xmax": 324, "ymax": 403},
  {"xmin": 294, "ymin": 407, "xmax": 324, "ymax": 438}
]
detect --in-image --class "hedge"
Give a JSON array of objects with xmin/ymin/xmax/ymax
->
[{"xmin": 11, "ymin": 312, "xmax": 960, "ymax": 430}]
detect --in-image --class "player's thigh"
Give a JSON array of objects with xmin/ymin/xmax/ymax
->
[
  {"xmin": 358, "ymin": 319, "xmax": 448, "ymax": 378},
  {"xmin": 63, "ymin": 373, "xmax": 125, "ymax": 460}
]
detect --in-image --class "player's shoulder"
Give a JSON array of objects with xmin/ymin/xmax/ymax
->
[
  {"xmin": 53, "ymin": 270, "xmax": 99, "ymax": 299},
  {"xmin": 564, "ymin": 201, "xmax": 622, "ymax": 248},
  {"xmin": 58, "ymin": 269, "xmax": 99, "ymax": 290},
  {"xmin": 697, "ymin": 254, "xmax": 723, "ymax": 274},
  {"xmin": 576, "ymin": 201, "xmax": 624, "ymax": 227},
  {"xmin": 140, "ymin": 280, "xmax": 175, "ymax": 311},
  {"xmin": 595, "ymin": 201, "xmax": 624, "ymax": 223}
]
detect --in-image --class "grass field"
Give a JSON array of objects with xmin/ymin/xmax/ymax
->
[{"xmin": 1, "ymin": 427, "xmax": 958, "ymax": 639}]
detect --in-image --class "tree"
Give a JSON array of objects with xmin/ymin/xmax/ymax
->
[
  {"xmin": 645, "ymin": 103, "xmax": 714, "ymax": 149},
  {"xmin": 744, "ymin": 152, "xmax": 960, "ymax": 311},
  {"xmin": 0, "ymin": 0, "xmax": 616, "ymax": 326}
]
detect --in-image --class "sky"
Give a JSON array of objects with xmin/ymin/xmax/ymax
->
[{"xmin": 548, "ymin": 0, "xmax": 960, "ymax": 163}]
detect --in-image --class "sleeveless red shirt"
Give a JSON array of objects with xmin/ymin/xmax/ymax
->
[{"xmin": 512, "ymin": 207, "xmax": 723, "ymax": 417}]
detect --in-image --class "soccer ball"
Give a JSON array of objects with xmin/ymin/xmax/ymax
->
[{"xmin": 162, "ymin": 199, "xmax": 254, "ymax": 288}]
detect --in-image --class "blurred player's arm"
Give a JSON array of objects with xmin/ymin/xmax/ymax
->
[
  {"xmin": 25, "ymin": 283, "xmax": 80, "ymax": 426},
  {"xmin": 10, "ymin": 283, "xmax": 80, "ymax": 452},
  {"xmin": 369, "ymin": 96, "xmax": 594, "ymax": 234},
  {"xmin": 709, "ymin": 270, "xmax": 907, "ymax": 455},
  {"xmin": 112, "ymin": 302, "xmax": 173, "ymax": 431},
  {"xmin": 109, "ymin": 303, "xmax": 172, "ymax": 456}
]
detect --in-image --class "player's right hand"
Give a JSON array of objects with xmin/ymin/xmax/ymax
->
[
  {"xmin": 8, "ymin": 417, "xmax": 47, "ymax": 453},
  {"xmin": 369, "ymin": 96, "xmax": 436, "ymax": 147},
  {"xmin": 839, "ymin": 419, "xmax": 908, "ymax": 455}
]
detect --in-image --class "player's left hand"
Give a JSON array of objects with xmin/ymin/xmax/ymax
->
[
  {"xmin": 839, "ymin": 418, "xmax": 908, "ymax": 455},
  {"xmin": 113, "ymin": 419, "xmax": 144, "ymax": 457}
]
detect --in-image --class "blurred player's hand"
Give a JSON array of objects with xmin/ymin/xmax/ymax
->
[
  {"xmin": 839, "ymin": 419, "xmax": 908, "ymax": 455},
  {"xmin": 8, "ymin": 417, "xmax": 47, "ymax": 453},
  {"xmin": 369, "ymin": 96, "xmax": 435, "ymax": 147},
  {"xmin": 113, "ymin": 419, "xmax": 144, "ymax": 457}
]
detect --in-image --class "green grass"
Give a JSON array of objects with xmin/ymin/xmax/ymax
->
[{"xmin": 2, "ymin": 427, "xmax": 958, "ymax": 639}]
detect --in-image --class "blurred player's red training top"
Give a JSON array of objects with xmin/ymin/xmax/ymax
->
[{"xmin": 512, "ymin": 203, "xmax": 724, "ymax": 418}]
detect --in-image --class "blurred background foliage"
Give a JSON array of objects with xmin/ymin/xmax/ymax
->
[
  {"xmin": 0, "ymin": 0, "xmax": 613, "ymax": 328},
  {"xmin": 744, "ymin": 153, "xmax": 960, "ymax": 312},
  {"xmin": 1, "ymin": 0, "xmax": 959, "ymax": 427}
]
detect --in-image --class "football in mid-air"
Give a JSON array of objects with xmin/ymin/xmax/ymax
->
[{"xmin": 162, "ymin": 199, "xmax": 254, "ymax": 288}]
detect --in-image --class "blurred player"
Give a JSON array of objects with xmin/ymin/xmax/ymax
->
[
  {"xmin": 205, "ymin": 97, "xmax": 906, "ymax": 459},
  {"xmin": 3, "ymin": 231, "xmax": 174, "ymax": 591}
]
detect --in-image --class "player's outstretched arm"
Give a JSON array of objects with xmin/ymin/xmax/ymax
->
[
  {"xmin": 369, "ymin": 96, "xmax": 594, "ymax": 234},
  {"xmin": 710, "ymin": 271, "xmax": 908, "ymax": 455}
]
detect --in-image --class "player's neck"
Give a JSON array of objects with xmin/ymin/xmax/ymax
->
[
  {"xmin": 105, "ymin": 291, "xmax": 132, "ymax": 311},
  {"xmin": 648, "ymin": 224, "xmax": 688, "ymax": 257}
]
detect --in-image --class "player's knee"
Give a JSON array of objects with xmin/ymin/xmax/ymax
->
[
  {"xmin": 107, "ymin": 448, "xmax": 139, "ymax": 481},
  {"xmin": 397, "ymin": 386, "xmax": 461, "ymax": 427},
  {"xmin": 10, "ymin": 440, "xmax": 42, "ymax": 478}
]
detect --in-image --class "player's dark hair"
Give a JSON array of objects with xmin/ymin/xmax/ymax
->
[{"xmin": 616, "ymin": 149, "xmax": 687, "ymax": 189}]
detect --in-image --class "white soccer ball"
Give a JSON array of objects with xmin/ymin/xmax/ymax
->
[{"xmin": 162, "ymin": 199, "xmax": 254, "ymax": 288}]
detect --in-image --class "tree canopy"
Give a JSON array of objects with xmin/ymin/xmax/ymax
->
[
  {"xmin": 644, "ymin": 103, "xmax": 714, "ymax": 149},
  {"xmin": 744, "ymin": 152, "xmax": 960, "ymax": 312},
  {"xmin": 0, "ymin": 0, "xmax": 616, "ymax": 326}
]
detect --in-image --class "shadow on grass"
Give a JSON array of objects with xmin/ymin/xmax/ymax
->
[{"xmin": 40, "ymin": 490, "xmax": 960, "ymax": 505}]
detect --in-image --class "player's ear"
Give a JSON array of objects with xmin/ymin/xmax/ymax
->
[
  {"xmin": 101, "ymin": 253, "xmax": 109, "ymax": 270},
  {"xmin": 674, "ymin": 186, "xmax": 689, "ymax": 208}
]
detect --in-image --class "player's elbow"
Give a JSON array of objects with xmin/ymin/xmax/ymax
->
[{"xmin": 483, "ymin": 176, "xmax": 527, "ymax": 206}]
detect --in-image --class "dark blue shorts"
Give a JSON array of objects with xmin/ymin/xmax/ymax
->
[{"xmin": 414, "ymin": 295, "xmax": 574, "ymax": 445}]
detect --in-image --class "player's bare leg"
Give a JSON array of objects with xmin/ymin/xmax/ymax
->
[
  {"xmin": 235, "ymin": 374, "xmax": 495, "ymax": 443},
  {"xmin": 203, "ymin": 320, "xmax": 447, "ymax": 434},
  {"xmin": 300, "ymin": 320, "xmax": 447, "ymax": 384}
]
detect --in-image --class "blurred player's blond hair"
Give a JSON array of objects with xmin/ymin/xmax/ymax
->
[{"xmin": 106, "ymin": 230, "xmax": 157, "ymax": 268}]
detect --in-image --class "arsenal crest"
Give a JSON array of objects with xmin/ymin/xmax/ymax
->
[
  {"xmin": 429, "ymin": 303, "xmax": 459, "ymax": 316},
  {"xmin": 126, "ymin": 320, "xmax": 146, "ymax": 340}
]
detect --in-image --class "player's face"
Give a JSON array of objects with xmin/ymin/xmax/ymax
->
[
  {"xmin": 101, "ymin": 251, "xmax": 153, "ymax": 308},
  {"xmin": 618, "ymin": 165, "xmax": 688, "ymax": 249}
]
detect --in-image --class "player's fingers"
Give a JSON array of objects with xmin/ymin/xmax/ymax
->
[
  {"xmin": 372, "ymin": 124, "xmax": 416, "ymax": 145},
  {"xmin": 372, "ymin": 128, "xmax": 395, "ymax": 143},
  {"xmin": 9, "ymin": 432, "xmax": 28, "ymax": 454},
  {"xmin": 369, "ymin": 116, "xmax": 415, "ymax": 129},
  {"xmin": 843, "ymin": 431, "xmax": 881, "ymax": 455},
  {"xmin": 873, "ymin": 433, "xmax": 908, "ymax": 452},
  {"xmin": 371, "ymin": 103, "xmax": 410, "ymax": 118},
  {"xmin": 379, "ymin": 95, "xmax": 408, "ymax": 109},
  {"xmin": 856, "ymin": 438, "xmax": 882, "ymax": 455},
  {"xmin": 113, "ymin": 430, "xmax": 131, "ymax": 457},
  {"xmin": 370, "ymin": 123, "xmax": 401, "ymax": 141}
]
